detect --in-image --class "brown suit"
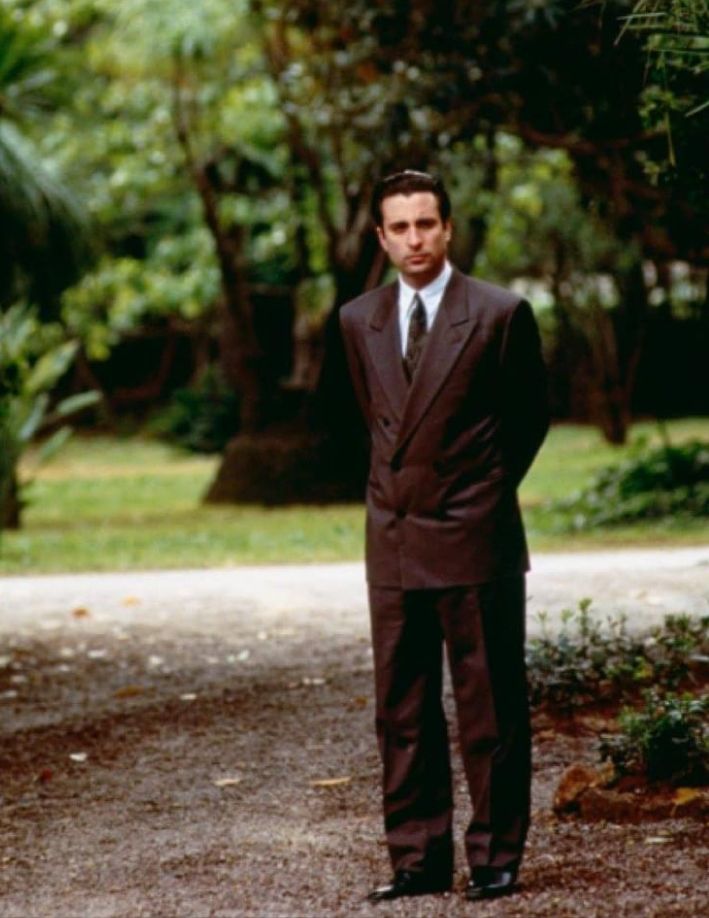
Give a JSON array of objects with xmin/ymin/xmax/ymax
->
[{"xmin": 340, "ymin": 268, "xmax": 549, "ymax": 878}]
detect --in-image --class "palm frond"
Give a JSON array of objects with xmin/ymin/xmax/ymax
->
[{"xmin": 0, "ymin": 122, "xmax": 92, "ymax": 310}]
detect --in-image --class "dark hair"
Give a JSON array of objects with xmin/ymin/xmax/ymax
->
[{"xmin": 371, "ymin": 170, "xmax": 451, "ymax": 227}]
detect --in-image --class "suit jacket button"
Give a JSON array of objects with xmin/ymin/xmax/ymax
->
[
  {"xmin": 396, "ymin": 508, "xmax": 406, "ymax": 520},
  {"xmin": 380, "ymin": 416, "xmax": 390, "ymax": 427}
]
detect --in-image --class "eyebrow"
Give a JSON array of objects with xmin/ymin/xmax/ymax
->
[{"xmin": 387, "ymin": 216, "xmax": 438, "ymax": 227}]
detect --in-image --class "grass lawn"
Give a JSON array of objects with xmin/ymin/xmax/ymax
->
[{"xmin": 1, "ymin": 418, "xmax": 707, "ymax": 574}]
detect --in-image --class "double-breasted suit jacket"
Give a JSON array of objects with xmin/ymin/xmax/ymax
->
[{"xmin": 340, "ymin": 268, "xmax": 549, "ymax": 589}]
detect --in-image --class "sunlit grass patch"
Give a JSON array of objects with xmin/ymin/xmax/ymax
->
[{"xmin": 1, "ymin": 419, "xmax": 707, "ymax": 574}]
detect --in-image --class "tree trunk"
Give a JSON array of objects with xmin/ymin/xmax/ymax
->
[
  {"xmin": 172, "ymin": 76, "xmax": 266, "ymax": 434},
  {"xmin": 1, "ymin": 469, "xmax": 21, "ymax": 530}
]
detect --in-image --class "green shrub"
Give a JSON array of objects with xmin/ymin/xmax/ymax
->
[
  {"xmin": 527, "ymin": 602, "xmax": 708, "ymax": 711},
  {"xmin": 1, "ymin": 305, "xmax": 99, "ymax": 532},
  {"xmin": 151, "ymin": 365, "xmax": 239, "ymax": 453},
  {"xmin": 600, "ymin": 690, "xmax": 709, "ymax": 784},
  {"xmin": 548, "ymin": 440, "xmax": 709, "ymax": 530}
]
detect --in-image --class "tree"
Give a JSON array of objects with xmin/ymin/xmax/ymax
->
[
  {"xmin": 0, "ymin": 6, "xmax": 90, "ymax": 312},
  {"xmin": 0, "ymin": 5, "xmax": 97, "ymax": 530},
  {"xmin": 0, "ymin": 305, "xmax": 99, "ymax": 530}
]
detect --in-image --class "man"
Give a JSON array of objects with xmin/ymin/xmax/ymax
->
[{"xmin": 339, "ymin": 171, "xmax": 549, "ymax": 903}]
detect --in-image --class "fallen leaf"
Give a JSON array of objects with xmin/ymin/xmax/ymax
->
[
  {"xmin": 302, "ymin": 676, "xmax": 326, "ymax": 686},
  {"xmin": 673, "ymin": 787, "xmax": 701, "ymax": 806},
  {"xmin": 237, "ymin": 650, "xmax": 250, "ymax": 662},
  {"xmin": 180, "ymin": 693, "xmax": 197, "ymax": 702},
  {"xmin": 147, "ymin": 655, "xmax": 164, "ymax": 668},
  {"xmin": 87, "ymin": 648, "xmax": 107, "ymax": 660},
  {"xmin": 310, "ymin": 776, "xmax": 351, "ymax": 788},
  {"xmin": 113, "ymin": 684, "xmax": 145, "ymax": 699},
  {"xmin": 69, "ymin": 752, "xmax": 88, "ymax": 763},
  {"xmin": 72, "ymin": 607, "xmax": 91, "ymax": 619},
  {"xmin": 122, "ymin": 596, "xmax": 141, "ymax": 606},
  {"xmin": 37, "ymin": 768, "xmax": 53, "ymax": 784},
  {"xmin": 213, "ymin": 776, "xmax": 243, "ymax": 787},
  {"xmin": 644, "ymin": 836, "xmax": 672, "ymax": 845}
]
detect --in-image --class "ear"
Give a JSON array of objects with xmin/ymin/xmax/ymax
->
[
  {"xmin": 376, "ymin": 226, "xmax": 389, "ymax": 252},
  {"xmin": 444, "ymin": 220, "xmax": 452, "ymax": 243}
]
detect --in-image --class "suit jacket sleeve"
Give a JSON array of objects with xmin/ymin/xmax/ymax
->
[
  {"xmin": 499, "ymin": 299, "xmax": 550, "ymax": 485},
  {"xmin": 339, "ymin": 309, "xmax": 372, "ymax": 429}
]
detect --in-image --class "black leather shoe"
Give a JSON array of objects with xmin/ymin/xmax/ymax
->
[
  {"xmin": 368, "ymin": 870, "xmax": 452, "ymax": 902},
  {"xmin": 465, "ymin": 866, "xmax": 518, "ymax": 901}
]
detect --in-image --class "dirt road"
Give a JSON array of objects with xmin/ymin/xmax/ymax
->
[{"xmin": 1, "ymin": 548, "xmax": 707, "ymax": 916}]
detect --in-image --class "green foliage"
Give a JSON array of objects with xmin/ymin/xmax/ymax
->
[
  {"xmin": 0, "ymin": 7, "xmax": 91, "ymax": 310},
  {"xmin": 0, "ymin": 304, "xmax": 99, "ymax": 531},
  {"xmin": 150, "ymin": 365, "xmax": 239, "ymax": 453},
  {"xmin": 550, "ymin": 440, "xmax": 709, "ymax": 530},
  {"xmin": 527, "ymin": 600, "xmax": 709, "ymax": 710},
  {"xmin": 600, "ymin": 689, "xmax": 709, "ymax": 784}
]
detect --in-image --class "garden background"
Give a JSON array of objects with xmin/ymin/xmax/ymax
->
[{"xmin": 1, "ymin": 2, "xmax": 708, "ymax": 916}]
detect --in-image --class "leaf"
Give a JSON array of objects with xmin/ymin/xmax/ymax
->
[
  {"xmin": 310, "ymin": 776, "xmax": 351, "ymax": 788},
  {"xmin": 69, "ymin": 752, "xmax": 88, "ymax": 763},
  {"xmin": 25, "ymin": 340, "xmax": 78, "ymax": 395},
  {"xmin": 72, "ymin": 607, "xmax": 91, "ymax": 618},
  {"xmin": 673, "ymin": 787, "xmax": 701, "ymax": 806},
  {"xmin": 113, "ymin": 684, "xmax": 145, "ymax": 699},
  {"xmin": 35, "ymin": 425, "xmax": 72, "ymax": 463},
  {"xmin": 18, "ymin": 393, "xmax": 49, "ymax": 442},
  {"xmin": 53, "ymin": 390, "xmax": 101, "ymax": 418},
  {"xmin": 122, "ymin": 596, "xmax": 141, "ymax": 606},
  {"xmin": 213, "ymin": 776, "xmax": 242, "ymax": 787}
]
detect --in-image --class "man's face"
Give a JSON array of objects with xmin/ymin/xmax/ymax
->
[{"xmin": 376, "ymin": 191, "xmax": 452, "ymax": 289}]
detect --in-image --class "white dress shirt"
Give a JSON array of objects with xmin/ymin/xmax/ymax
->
[{"xmin": 397, "ymin": 260, "xmax": 453, "ymax": 355}]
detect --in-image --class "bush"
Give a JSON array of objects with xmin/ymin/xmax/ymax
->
[
  {"xmin": 204, "ymin": 431, "xmax": 365, "ymax": 504},
  {"xmin": 526, "ymin": 602, "xmax": 708, "ymax": 711},
  {"xmin": 600, "ymin": 690, "xmax": 709, "ymax": 784},
  {"xmin": 151, "ymin": 365, "xmax": 239, "ymax": 453},
  {"xmin": 548, "ymin": 440, "xmax": 709, "ymax": 530}
]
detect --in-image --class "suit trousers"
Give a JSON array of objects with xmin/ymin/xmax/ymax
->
[{"xmin": 367, "ymin": 577, "xmax": 531, "ymax": 877}]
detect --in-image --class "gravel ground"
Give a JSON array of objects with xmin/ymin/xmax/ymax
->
[{"xmin": 1, "ymin": 547, "xmax": 708, "ymax": 917}]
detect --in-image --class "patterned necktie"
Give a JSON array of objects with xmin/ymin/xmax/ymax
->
[{"xmin": 403, "ymin": 293, "xmax": 428, "ymax": 382}]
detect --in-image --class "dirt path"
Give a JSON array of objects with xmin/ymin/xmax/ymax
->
[{"xmin": 1, "ymin": 548, "xmax": 708, "ymax": 917}]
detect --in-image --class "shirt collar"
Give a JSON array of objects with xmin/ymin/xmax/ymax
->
[{"xmin": 399, "ymin": 260, "xmax": 453, "ymax": 313}]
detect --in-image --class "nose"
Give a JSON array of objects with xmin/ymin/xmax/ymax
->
[{"xmin": 406, "ymin": 226, "xmax": 423, "ymax": 247}]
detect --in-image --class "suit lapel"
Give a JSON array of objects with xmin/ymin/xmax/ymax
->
[
  {"xmin": 363, "ymin": 282, "xmax": 409, "ymax": 420},
  {"xmin": 396, "ymin": 269, "xmax": 478, "ymax": 451}
]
